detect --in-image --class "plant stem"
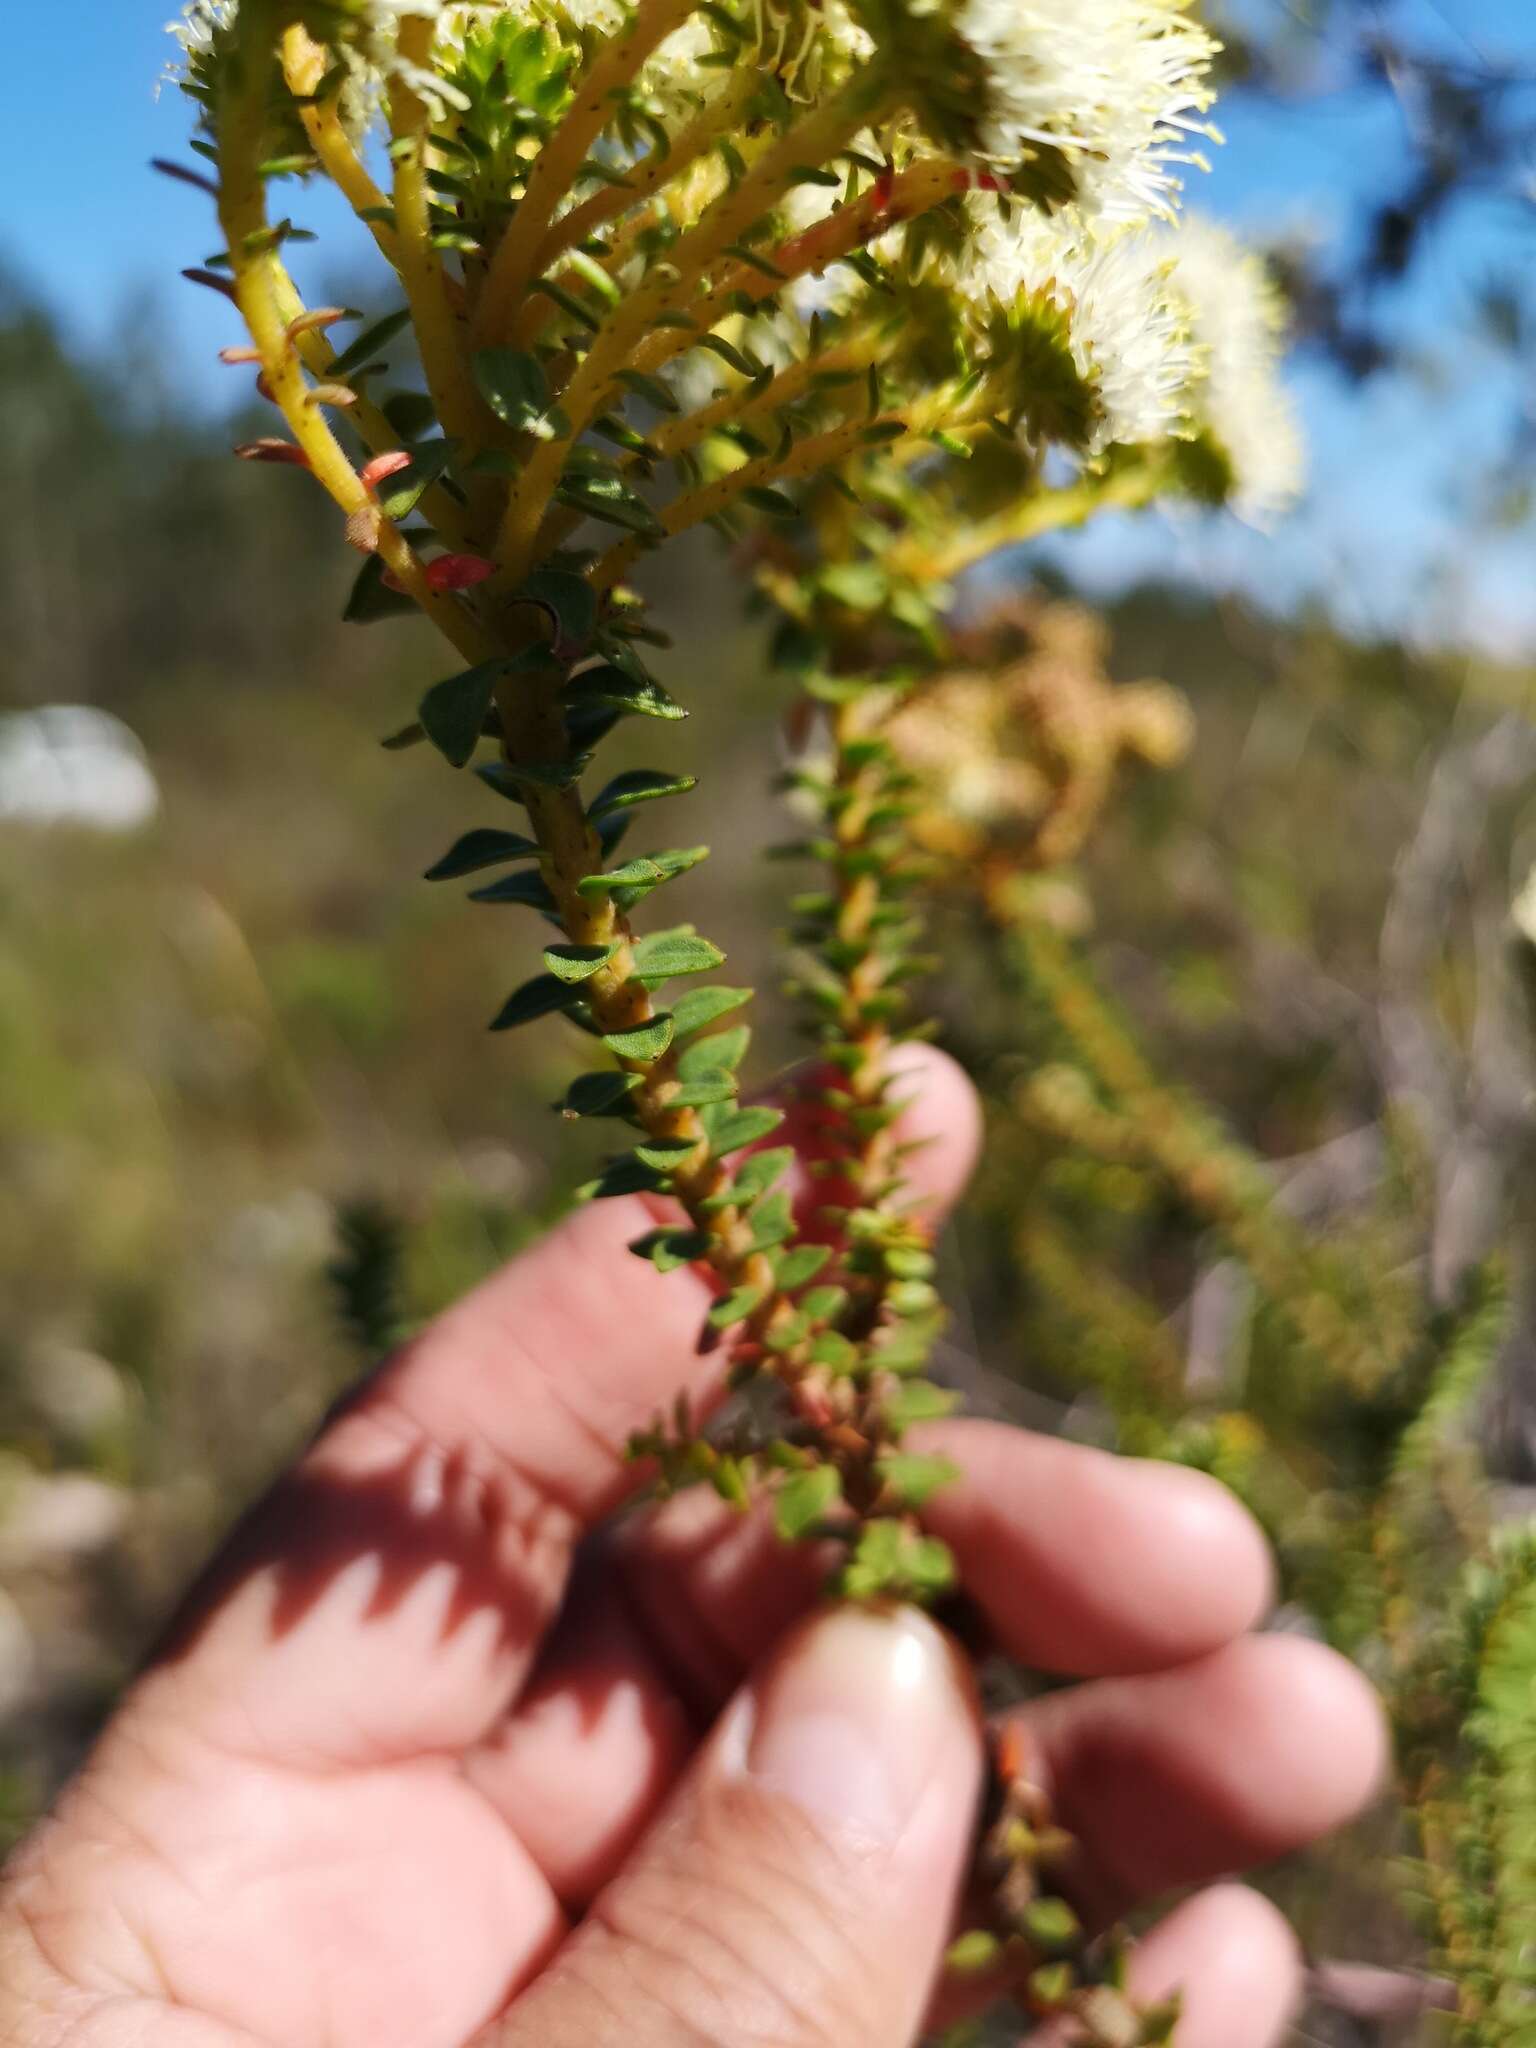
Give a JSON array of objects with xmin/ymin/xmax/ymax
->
[
  {"xmin": 889, "ymin": 457, "xmax": 1167, "ymax": 583},
  {"xmin": 264, "ymin": 260, "xmax": 476, "ymax": 551},
  {"xmin": 280, "ymin": 25, "xmax": 400, "ymax": 267},
  {"xmin": 494, "ymin": 66, "xmax": 896, "ymax": 586},
  {"xmin": 587, "ymin": 410, "xmax": 910, "ymax": 592},
  {"xmin": 216, "ymin": 20, "xmax": 489, "ymax": 660},
  {"xmin": 389, "ymin": 20, "xmax": 495, "ymax": 484},
  {"xmin": 473, "ymin": 0, "xmax": 708, "ymax": 351},
  {"xmin": 530, "ymin": 70, "xmax": 762, "ymax": 279},
  {"xmin": 626, "ymin": 156, "xmax": 959, "ymax": 381}
]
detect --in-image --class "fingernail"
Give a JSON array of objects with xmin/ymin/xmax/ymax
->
[{"xmin": 727, "ymin": 1605, "xmax": 973, "ymax": 1847}]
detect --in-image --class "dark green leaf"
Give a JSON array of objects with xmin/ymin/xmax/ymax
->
[
  {"xmin": 344, "ymin": 552, "xmax": 417, "ymax": 623},
  {"xmin": 378, "ymin": 439, "xmax": 460, "ymax": 521},
  {"xmin": 419, "ymin": 659, "xmax": 510, "ymax": 767},
  {"xmin": 629, "ymin": 1226, "xmax": 711, "ymax": 1272},
  {"xmin": 581, "ymin": 1153, "xmax": 674, "ymax": 1198},
  {"xmin": 511, "ymin": 569, "xmax": 597, "ymax": 649},
  {"xmin": 616, "ymin": 367, "xmax": 681, "ymax": 414},
  {"xmin": 589, "ymin": 769, "xmax": 698, "ymax": 817},
  {"xmin": 490, "ymin": 975, "xmax": 578, "ymax": 1031},
  {"xmin": 742, "ymin": 484, "xmax": 798, "ymax": 517},
  {"xmin": 467, "ymin": 870, "xmax": 559, "ymax": 912},
  {"xmin": 473, "ymin": 347, "xmax": 570, "ymax": 438},
  {"xmin": 564, "ymin": 1070, "xmax": 643, "ymax": 1117},
  {"xmin": 327, "ymin": 306, "xmax": 411, "ymax": 379},
  {"xmin": 565, "ymin": 665, "xmax": 686, "ymax": 721},
  {"xmin": 424, "ymin": 828, "xmax": 541, "ymax": 880}
]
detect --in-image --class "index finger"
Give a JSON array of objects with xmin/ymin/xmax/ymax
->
[{"xmin": 124, "ymin": 1046, "xmax": 982, "ymax": 1772}]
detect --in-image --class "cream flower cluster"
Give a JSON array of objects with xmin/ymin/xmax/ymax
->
[
  {"xmin": 1161, "ymin": 216, "xmax": 1306, "ymax": 524},
  {"xmin": 950, "ymin": 0, "xmax": 1219, "ymax": 222},
  {"xmin": 957, "ymin": 200, "xmax": 1302, "ymax": 517}
]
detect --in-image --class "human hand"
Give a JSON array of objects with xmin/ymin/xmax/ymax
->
[{"xmin": 0, "ymin": 1050, "xmax": 1383, "ymax": 2048}]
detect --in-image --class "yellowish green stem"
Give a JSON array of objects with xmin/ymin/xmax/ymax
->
[
  {"xmin": 473, "ymin": 0, "xmax": 708, "ymax": 352},
  {"xmin": 494, "ymin": 66, "xmax": 896, "ymax": 586},
  {"xmin": 389, "ymin": 20, "xmax": 496, "ymax": 486},
  {"xmin": 281, "ymin": 25, "xmax": 400, "ymax": 268}
]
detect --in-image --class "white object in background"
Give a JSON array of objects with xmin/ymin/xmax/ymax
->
[{"xmin": 0, "ymin": 706, "xmax": 161, "ymax": 831}]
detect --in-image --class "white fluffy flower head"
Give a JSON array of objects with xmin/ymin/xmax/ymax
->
[
  {"xmin": 959, "ymin": 201, "xmax": 1198, "ymax": 454},
  {"xmin": 1165, "ymin": 216, "xmax": 1305, "ymax": 523},
  {"xmin": 953, "ymin": 0, "xmax": 1220, "ymax": 225}
]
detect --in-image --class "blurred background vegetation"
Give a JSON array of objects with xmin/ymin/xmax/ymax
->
[{"xmin": 4, "ymin": 1, "xmax": 1536, "ymax": 2040}]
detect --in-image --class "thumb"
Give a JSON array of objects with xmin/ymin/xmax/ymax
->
[{"xmin": 494, "ymin": 1605, "xmax": 983, "ymax": 2048}]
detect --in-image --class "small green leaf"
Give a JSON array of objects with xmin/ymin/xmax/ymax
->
[
  {"xmin": 946, "ymin": 1931, "xmax": 1003, "ymax": 1977},
  {"xmin": 565, "ymin": 665, "xmax": 686, "ymax": 721},
  {"xmin": 344, "ymin": 552, "xmax": 417, "ymax": 623},
  {"xmin": 669, "ymin": 1071, "xmax": 737, "ymax": 1107},
  {"xmin": 1022, "ymin": 1898, "xmax": 1082, "ymax": 1952},
  {"xmin": 511, "ymin": 753, "xmax": 594, "ymax": 792},
  {"xmin": 377, "ymin": 437, "xmax": 459, "ymax": 520},
  {"xmin": 633, "ymin": 1134, "xmax": 701, "ymax": 1171},
  {"xmin": 711, "ymin": 1455, "xmax": 751, "ymax": 1509},
  {"xmin": 742, "ymin": 484, "xmax": 798, "ymax": 517},
  {"xmin": 708, "ymin": 1280, "xmax": 768, "ymax": 1330},
  {"xmin": 876, "ymin": 1452, "xmax": 960, "ymax": 1508},
  {"xmin": 419, "ymin": 659, "xmax": 510, "ymax": 768},
  {"xmin": 629, "ymin": 1226, "xmax": 711, "ymax": 1272},
  {"xmin": 589, "ymin": 769, "xmax": 697, "ymax": 817},
  {"xmin": 473, "ymin": 347, "xmax": 570, "ymax": 438},
  {"xmin": 747, "ymin": 1190, "xmax": 794, "ymax": 1250},
  {"xmin": 581, "ymin": 1153, "xmax": 674, "ymax": 1199},
  {"xmin": 424, "ymin": 828, "xmax": 540, "ymax": 880},
  {"xmin": 467, "ymin": 869, "xmax": 559, "ymax": 912},
  {"xmin": 543, "ymin": 942, "xmax": 620, "ymax": 983},
  {"xmin": 630, "ymin": 928, "xmax": 726, "ymax": 979},
  {"xmin": 775, "ymin": 1244, "xmax": 830, "ymax": 1290},
  {"xmin": 490, "ymin": 975, "xmax": 577, "ymax": 1031},
  {"xmin": 701, "ymin": 1103, "xmax": 783, "ymax": 1154},
  {"xmin": 884, "ymin": 1380, "xmax": 960, "ymax": 1432},
  {"xmin": 555, "ymin": 476, "xmax": 663, "ymax": 536},
  {"xmin": 678, "ymin": 1025, "xmax": 749, "ymax": 1078},
  {"xmin": 577, "ymin": 847, "xmax": 709, "ymax": 899},
  {"xmin": 327, "ymin": 306, "xmax": 411, "ymax": 379},
  {"xmin": 603, "ymin": 1013, "xmax": 675, "ymax": 1060},
  {"xmin": 774, "ymin": 1463, "xmax": 842, "ymax": 1541},
  {"xmin": 809, "ymin": 1330, "xmax": 858, "ymax": 1373},
  {"xmin": 673, "ymin": 985, "xmax": 752, "ymax": 1037},
  {"xmin": 564, "ymin": 1071, "xmax": 643, "ymax": 1117},
  {"xmin": 729, "ymin": 1147, "xmax": 793, "ymax": 1202},
  {"xmin": 511, "ymin": 569, "xmax": 598, "ymax": 649},
  {"xmin": 616, "ymin": 367, "xmax": 681, "ymax": 413},
  {"xmin": 799, "ymin": 1284, "xmax": 848, "ymax": 1323}
]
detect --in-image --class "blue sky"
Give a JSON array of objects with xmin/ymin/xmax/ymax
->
[{"xmin": 8, "ymin": 1, "xmax": 1536, "ymax": 653}]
